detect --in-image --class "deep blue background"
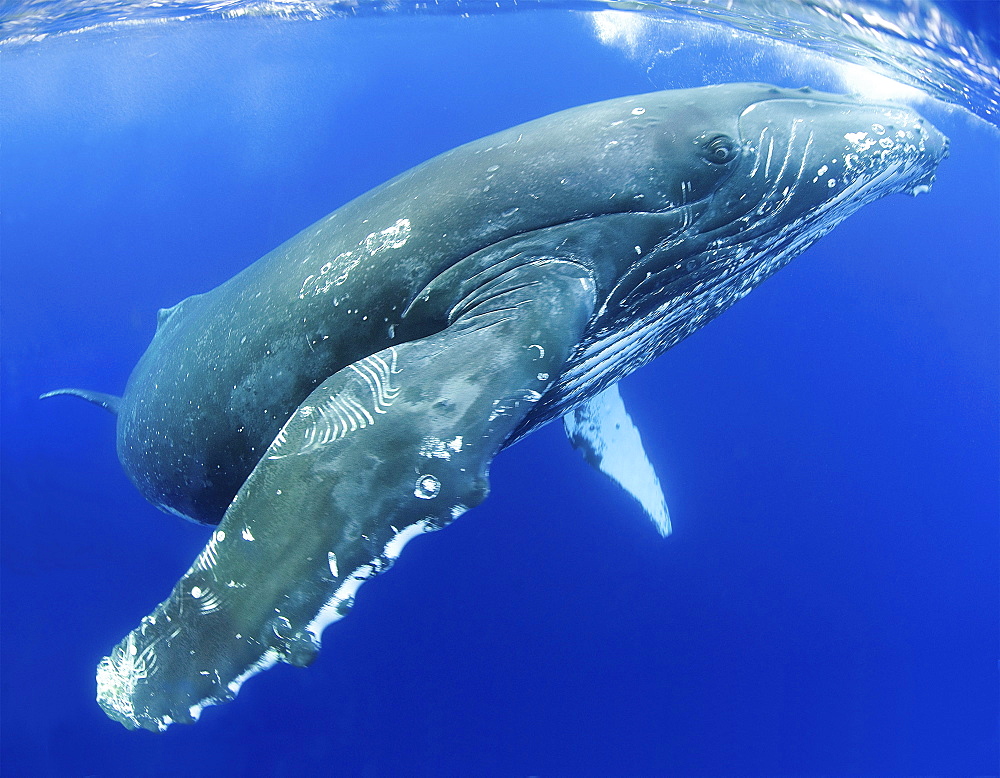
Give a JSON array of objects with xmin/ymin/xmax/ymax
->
[{"xmin": 2, "ymin": 11, "xmax": 997, "ymax": 776}]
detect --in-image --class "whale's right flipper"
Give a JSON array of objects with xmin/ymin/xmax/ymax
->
[
  {"xmin": 95, "ymin": 258, "xmax": 596, "ymax": 731},
  {"xmin": 40, "ymin": 388, "xmax": 120, "ymax": 415},
  {"xmin": 564, "ymin": 383, "xmax": 671, "ymax": 536}
]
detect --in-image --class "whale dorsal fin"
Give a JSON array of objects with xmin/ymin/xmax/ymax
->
[
  {"xmin": 40, "ymin": 388, "xmax": 121, "ymax": 415},
  {"xmin": 563, "ymin": 384, "xmax": 671, "ymax": 536}
]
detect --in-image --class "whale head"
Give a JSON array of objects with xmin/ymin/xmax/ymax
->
[
  {"xmin": 543, "ymin": 84, "xmax": 947, "ymax": 416},
  {"xmin": 602, "ymin": 83, "xmax": 948, "ymax": 328}
]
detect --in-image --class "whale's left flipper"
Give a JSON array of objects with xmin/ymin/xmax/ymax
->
[{"xmin": 95, "ymin": 259, "xmax": 596, "ymax": 731}]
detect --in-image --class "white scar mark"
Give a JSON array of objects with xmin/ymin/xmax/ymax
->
[
  {"xmin": 194, "ymin": 586, "xmax": 223, "ymax": 616},
  {"xmin": 766, "ymin": 124, "xmax": 813, "ymax": 221},
  {"xmin": 764, "ymin": 133, "xmax": 776, "ymax": 178},
  {"xmin": 679, "ymin": 180, "xmax": 694, "ymax": 230},
  {"xmin": 362, "ymin": 218, "xmax": 411, "ymax": 254},
  {"xmin": 419, "ymin": 435, "xmax": 464, "ymax": 460},
  {"xmin": 749, "ymin": 127, "xmax": 768, "ymax": 178},
  {"xmin": 298, "ymin": 219, "xmax": 412, "ymax": 299},
  {"xmin": 308, "ymin": 395, "xmax": 365, "ymax": 451},
  {"xmin": 751, "ymin": 121, "xmax": 813, "ymax": 223},
  {"xmin": 770, "ymin": 118, "xmax": 800, "ymax": 187},
  {"xmin": 268, "ymin": 347, "xmax": 401, "ymax": 459},
  {"xmin": 192, "ymin": 529, "xmax": 224, "ymax": 572},
  {"xmin": 348, "ymin": 351, "xmax": 400, "ymax": 414},
  {"xmin": 796, "ymin": 130, "xmax": 815, "ymax": 186},
  {"xmin": 297, "ymin": 252, "xmax": 357, "ymax": 299}
]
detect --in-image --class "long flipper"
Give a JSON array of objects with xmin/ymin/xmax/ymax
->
[
  {"xmin": 96, "ymin": 259, "xmax": 596, "ymax": 731},
  {"xmin": 563, "ymin": 384, "xmax": 671, "ymax": 536}
]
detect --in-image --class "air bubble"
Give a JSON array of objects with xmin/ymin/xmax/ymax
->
[{"xmin": 414, "ymin": 474, "xmax": 441, "ymax": 500}]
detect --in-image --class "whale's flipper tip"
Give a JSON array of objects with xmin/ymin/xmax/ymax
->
[{"xmin": 40, "ymin": 388, "xmax": 121, "ymax": 415}]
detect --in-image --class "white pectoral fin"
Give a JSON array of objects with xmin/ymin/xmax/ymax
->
[{"xmin": 563, "ymin": 383, "xmax": 671, "ymax": 536}]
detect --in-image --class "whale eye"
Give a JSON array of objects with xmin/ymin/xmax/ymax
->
[{"xmin": 702, "ymin": 134, "xmax": 739, "ymax": 164}]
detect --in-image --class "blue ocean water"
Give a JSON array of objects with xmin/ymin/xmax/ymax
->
[{"xmin": 1, "ymin": 4, "xmax": 998, "ymax": 776}]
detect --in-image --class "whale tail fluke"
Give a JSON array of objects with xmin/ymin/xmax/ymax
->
[{"xmin": 40, "ymin": 388, "xmax": 121, "ymax": 415}]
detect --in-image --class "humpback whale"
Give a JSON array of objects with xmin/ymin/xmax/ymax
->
[{"xmin": 44, "ymin": 83, "xmax": 947, "ymax": 731}]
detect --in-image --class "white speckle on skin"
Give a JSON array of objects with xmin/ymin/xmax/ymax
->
[
  {"xmin": 631, "ymin": 107, "xmax": 645, "ymax": 115},
  {"xmin": 328, "ymin": 551, "xmax": 339, "ymax": 577},
  {"xmin": 191, "ymin": 586, "xmax": 203, "ymax": 598},
  {"xmin": 214, "ymin": 530, "xmax": 225, "ymax": 543},
  {"xmin": 419, "ymin": 436, "xmax": 464, "ymax": 460},
  {"xmin": 241, "ymin": 527, "xmax": 254, "ymax": 541}
]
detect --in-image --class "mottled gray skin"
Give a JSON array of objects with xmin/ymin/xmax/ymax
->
[{"xmin": 91, "ymin": 84, "xmax": 946, "ymax": 730}]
